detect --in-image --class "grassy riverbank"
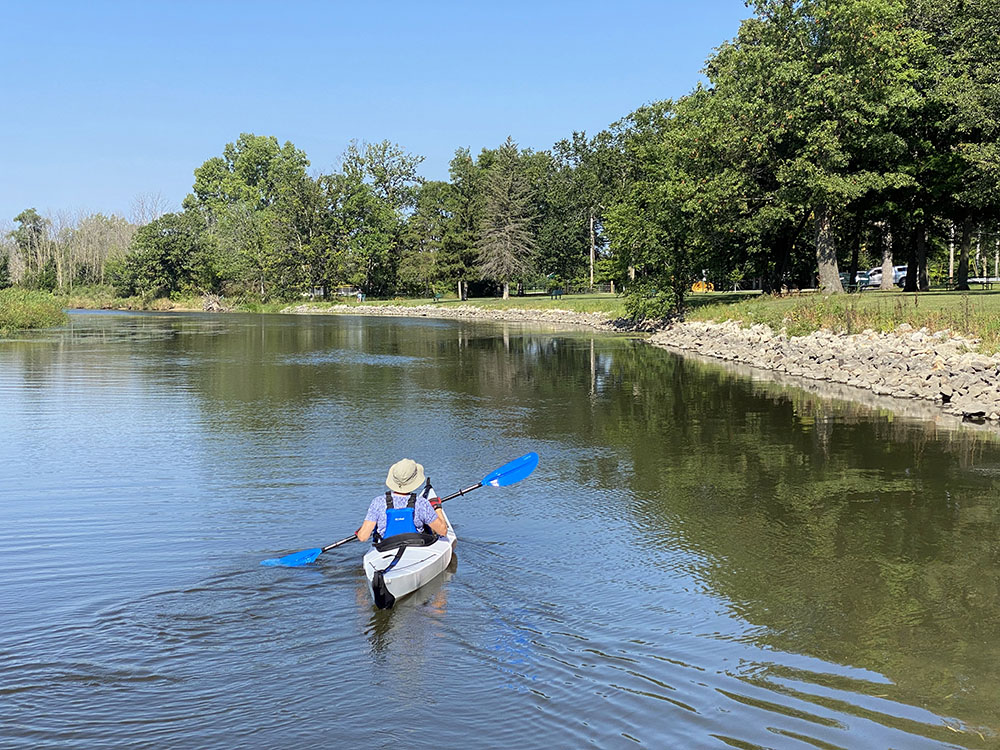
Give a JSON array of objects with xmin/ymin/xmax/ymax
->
[
  {"xmin": 686, "ymin": 289, "xmax": 1000, "ymax": 353},
  {"xmin": 58, "ymin": 286, "xmax": 208, "ymax": 312},
  {"xmin": 0, "ymin": 288, "xmax": 69, "ymax": 335},
  {"xmin": 57, "ymin": 286, "xmax": 631, "ymax": 317}
]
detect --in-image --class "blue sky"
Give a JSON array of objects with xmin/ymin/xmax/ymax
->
[{"xmin": 1, "ymin": 1, "xmax": 751, "ymax": 223}]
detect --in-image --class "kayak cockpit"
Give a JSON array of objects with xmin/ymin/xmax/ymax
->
[
  {"xmin": 373, "ymin": 531, "xmax": 440, "ymax": 552},
  {"xmin": 364, "ymin": 509, "xmax": 456, "ymax": 609}
]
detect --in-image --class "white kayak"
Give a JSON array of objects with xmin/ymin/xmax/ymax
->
[{"xmin": 363, "ymin": 508, "xmax": 456, "ymax": 609}]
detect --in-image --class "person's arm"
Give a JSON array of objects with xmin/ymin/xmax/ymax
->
[
  {"xmin": 426, "ymin": 486, "xmax": 441, "ymax": 509},
  {"xmin": 356, "ymin": 519, "xmax": 376, "ymax": 543},
  {"xmin": 417, "ymin": 494, "xmax": 448, "ymax": 536},
  {"xmin": 427, "ymin": 514, "xmax": 448, "ymax": 536},
  {"xmin": 425, "ymin": 487, "xmax": 448, "ymax": 529},
  {"xmin": 357, "ymin": 496, "xmax": 382, "ymax": 543}
]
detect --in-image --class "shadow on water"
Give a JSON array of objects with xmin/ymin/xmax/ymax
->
[{"xmin": 365, "ymin": 557, "xmax": 458, "ymax": 663}]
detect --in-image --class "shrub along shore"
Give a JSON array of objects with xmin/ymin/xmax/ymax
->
[
  {"xmin": 6, "ymin": 287, "xmax": 1000, "ymax": 425},
  {"xmin": 0, "ymin": 288, "xmax": 68, "ymax": 336}
]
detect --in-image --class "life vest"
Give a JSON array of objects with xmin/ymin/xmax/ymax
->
[{"xmin": 382, "ymin": 491, "xmax": 418, "ymax": 538}]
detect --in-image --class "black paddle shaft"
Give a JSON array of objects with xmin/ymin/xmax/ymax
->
[
  {"xmin": 439, "ymin": 482, "xmax": 483, "ymax": 504},
  {"xmin": 321, "ymin": 535, "xmax": 358, "ymax": 553}
]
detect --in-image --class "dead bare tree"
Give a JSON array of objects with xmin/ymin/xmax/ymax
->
[
  {"xmin": 129, "ymin": 192, "xmax": 170, "ymax": 226},
  {"xmin": 65, "ymin": 212, "xmax": 137, "ymax": 285}
]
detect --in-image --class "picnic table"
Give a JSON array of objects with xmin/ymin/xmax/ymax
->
[{"xmin": 968, "ymin": 277, "xmax": 1000, "ymax": 290}]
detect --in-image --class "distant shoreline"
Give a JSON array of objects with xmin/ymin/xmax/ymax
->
[
  {"xmin": 60, "ymin": 297, "xmax": 1000, "ymax": 428},
  {"xmin": 285, "ymin": 302, "xmax": 1000, "ymax": 426}
]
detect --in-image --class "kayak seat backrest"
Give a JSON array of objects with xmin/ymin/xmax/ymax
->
[{"xmin": 374, "ymin": 531, "xmax": 439, "ymax": 553}]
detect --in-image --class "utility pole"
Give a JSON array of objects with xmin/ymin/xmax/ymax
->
[
  {"xmin": 949, "ymin": 222, "xmax": 955, "ymax": 281},
  {"xmin": 589, "ymin": 214, "xmax": 595, "ymax": 290},
  {"xmin": 976, "ymin": 231, "xmax": 982, "ymax": 277}
]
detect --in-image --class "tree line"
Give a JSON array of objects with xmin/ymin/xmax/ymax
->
[{"xmin": 3, "ymin": 0, "xmax": 998, "ymax": 318}]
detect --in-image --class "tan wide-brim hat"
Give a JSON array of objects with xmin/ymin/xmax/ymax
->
[{"xmin": 386, "ymin": 458, "xmax": 425, "ymax": 494}]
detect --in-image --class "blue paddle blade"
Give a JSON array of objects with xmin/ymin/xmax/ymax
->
[
  {"xmin": 260, "ymin": 547, "xmax": 323, "ymax": 567},
  {"xmin": 482, "ymin": 451, "xmax": 539, "ymax": 487}
]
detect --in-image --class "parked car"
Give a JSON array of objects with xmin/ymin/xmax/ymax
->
[{"xmin": 866, "ymin": 265, "xmax": 908, "ymax": 287}]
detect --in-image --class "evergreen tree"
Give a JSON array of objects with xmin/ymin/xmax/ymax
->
[
  {"xmin": 444, "ymin": 148, "xmax": 484, "ymax": 299},
  {"xmin": 0, "ymin": 252, "xmax": 11, "ymax": 289},
  {"xmin": 477, "ymin": 137, "xmax": 536, "ymax": 299}
]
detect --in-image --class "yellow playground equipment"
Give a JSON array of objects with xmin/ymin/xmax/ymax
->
[{"xmin": 691, "ymin": 280, "xmax": 714, "ymax": 293}]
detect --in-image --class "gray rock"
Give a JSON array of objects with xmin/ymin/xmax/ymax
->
[{"xmin": 649, "ymin": 320, "xmax": 1000, "ymax": 424}]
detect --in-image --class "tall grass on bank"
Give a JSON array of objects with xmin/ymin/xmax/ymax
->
[
  {"xmin": 686, "ymin": 290, "xmax": 1000, "ymax": 353},
  {"xmin": 58, "ymin": 285, "xmax": 209, "ymax": 312},
  {"xmin": 0, "ymin": 289, "xmax": 68, "ymax": 335},
  {"xmin": 58, "ymin": 285, "xmax": 123, "ymax": 310}
]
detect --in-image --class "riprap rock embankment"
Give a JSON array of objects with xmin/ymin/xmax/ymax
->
[
  {"xmin": 283, "ymin": 303, "xmax": 615, "ymax": 330},
  {"xmin": 650, "ymin": 321, "xmax": 1000, "ymax": 421}
]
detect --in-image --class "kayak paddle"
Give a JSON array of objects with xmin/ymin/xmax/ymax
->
[
  {"xmin": 259, "ymin": 451, "xmax": 539, "ymax": 567},
  {"xmin": 260, "ymin": 534, "xmax": 357, "ymax": 567}
]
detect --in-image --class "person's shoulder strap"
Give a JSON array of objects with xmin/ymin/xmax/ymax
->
[{"xmin": 385, "ymin": 491, "xmax": 417, "ymax": 509}]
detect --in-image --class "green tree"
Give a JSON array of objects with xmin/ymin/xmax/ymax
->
[
  {"xmin": 186, "ymin": 133, "xmax": 311, "ymax": 215},
  {"xmin": 11, "ymin": 208, "xmax": 51, "ymax": 286},
  {"xmin": 907, "ymin": 0, "xmax": 1000, "ymax": 290},
  {"xmin": 531, "ymin": 146, "xmax": 587, "ymax": 285},
  {"xmin": 400, "ymin": 180, "xmax": 454, "ymax": 296},
  {"xmin": 605, "ymin": 101, "xmax": 699, "ymax": 318},
  {"xmin": 701, "ymin": 0, "xmax": 924, "ymax": 293},
  {"xmin": 316, "ymin": 171, "xmax": 398, "ymax": 296},
  {"xmin": 477, "ymin": 137, "xmax": 536, "ymax": 299},
  {"xmin": 442, "ymin": 148, "xmax": 485, "ymax": 299},
  {"xmin": 109, "ymin": 212, "xmax": 213, "ymax": 298},
  {"xmin": 313, "ymin": 140, "xmax": 426, "ymax": 297},
  {"xmin": 342, "ymin": 139, "xmax": 424, "ymax": 213},
  {"xmin": 184, "ymin": 133, "xmax": 313, "ymax": 300},
  {"xmin": 547, "ymin": 131, "xmax": 623, "ymax": 289}
]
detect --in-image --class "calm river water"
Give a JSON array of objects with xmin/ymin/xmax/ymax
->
[{"xmin": 2, "ymin": 311, "xmax": 999, "ymax": 748}]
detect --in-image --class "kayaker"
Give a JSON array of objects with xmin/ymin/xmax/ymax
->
[{"xmin": 355, "ymin": 458, "xmax": 448, "ymax": 543}]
